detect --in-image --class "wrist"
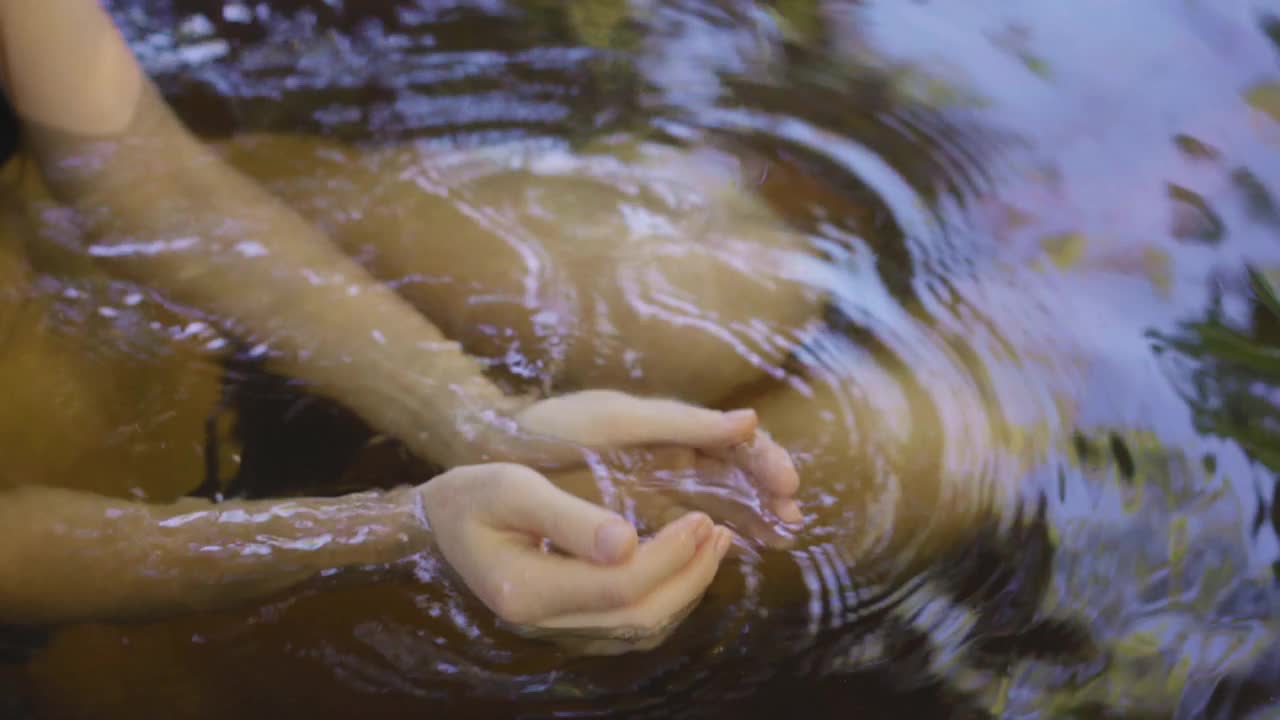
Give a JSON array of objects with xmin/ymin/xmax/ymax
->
[
  {"xmin": 395, "ymin": 381, "xmax": 585, "ymax": 470},
  {"xmin": 378, "ymin": 485, "xmax": 436, "ymax": 561},
  {"xmin": 305, "ymin": 334, "xmax": 537, "ymax": 469}
]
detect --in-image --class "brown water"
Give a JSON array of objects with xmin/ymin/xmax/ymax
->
[{"xmin": 5, "ymin": 1, "xmax": 1280, "ymax": 718}]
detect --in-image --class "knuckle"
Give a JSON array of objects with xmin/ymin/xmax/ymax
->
[
  {"xmin": 483, "ymin": 463, "xmax": 537, "ymax": 502},
  {"xmin": 421, "ymin": 473, "xmax": 466, "ymax": 513},
  {"xmin": 585, "ymin": 389, "xmax": 625, "ymax": 404},
  {"xmin": 493, "ymin": 462, "xmax": 539, "ymax": 487},
  {"xmin": 479, "ymin": 569, "xmax": 535, "ymax": 624},
  {"xmin": 429, "ymin": 467, "xmax": 469, "ymax": 494}
]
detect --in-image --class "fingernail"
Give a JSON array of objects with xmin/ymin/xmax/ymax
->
[
  {"xmin": 595, "ymin": 520, "xmax": 635, "ymax": 563},
  {"xmin": 778, "ymin": 501, "xmax": 804, "ymax": 525},
  {"xmin": 688, "ymin": 513, "xmax": 713, "ymax": 544},
  {"xmin": 724, "ymin": 409, "xmax": 756, "ymax": 427},
  {"xmin": 714, "ymin": 528, "xmax": 732, "ymax": 556}
]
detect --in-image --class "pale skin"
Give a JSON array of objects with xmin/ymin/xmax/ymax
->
[{"xmin": 0, "ymin": 0, "xmax": 789, "ymax": 645}]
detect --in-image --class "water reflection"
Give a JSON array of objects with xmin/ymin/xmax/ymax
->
[{"xmin": 7, "ymin": 0, "xmax": 1280, "ymax": 718}]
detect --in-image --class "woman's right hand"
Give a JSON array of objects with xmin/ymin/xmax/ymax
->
[{"xmin": 417, "ymin": 463, "xmax": 732, "ymax": 650}]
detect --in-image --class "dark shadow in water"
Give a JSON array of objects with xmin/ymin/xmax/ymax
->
[
  {"xmin": 725, "ymin": 73, "xmax": 996, "ymax": 215},
  {"xmin": 0, "ymin": 92, "xmax": 18, "ymax": 168},
  {"xmin": 729, "ymin": 504, "xmax": 1094, "ymax": 720},
  {"xmin": 0, "ymin": 625, "xmax": 48, "ymax": 668},
  {"xmin": 190, "ymin": 349, "xmax": 438, "ymax": 502},
  {"xmin": 0, "ymin": 85, "xmax": 46, "ymax": 688},
  {"xmin": 714, "ymin": 126, "xmax": 922, "ymax": 308},
  {"xmin": 939, "ymin": 499, "xmax": 1098, "ymax": 671},
  {"xmin": 123, "ymin": 0, "xmax": 651, "ymax": 147}
]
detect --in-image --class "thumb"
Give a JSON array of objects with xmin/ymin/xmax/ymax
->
[
  {"xmin": 517, "ymin": 391, "xmax": 758, "ymax": 448},
  {"xmin": 485, "ymin": 464, "xmax": 639, "ymax": 564}
]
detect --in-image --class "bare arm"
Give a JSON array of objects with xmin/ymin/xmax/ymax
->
[
  {"xmin": 0, "ymin": 468, "xmax": 728, "ymax": 650},
  {"xmin": 0, "ymin": 484, "xmax": 427, "ymax": 624},
  {"xmin": 0, "ymin": 0, "xmax": 574, "ymax": 469}
]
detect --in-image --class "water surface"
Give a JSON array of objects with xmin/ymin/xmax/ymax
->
[{"xmin": 7, "ymin": 1, "xmax": 1280, "ymax": 718}]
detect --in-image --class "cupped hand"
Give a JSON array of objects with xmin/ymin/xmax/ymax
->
[
  {"xmin": 514, "ymin": 390, "xmax": 802, "ymax": 531},
  {"xmin": 545, "ymin": 444, "xmax": 799, "ymax": 552},
  {"xmin": 418, "ymin": 463, "xmax": 732, "ymax": 653}
]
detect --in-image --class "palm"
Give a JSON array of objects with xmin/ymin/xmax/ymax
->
[{"xmin": 547, "ymin": 445, "xmax": 797, "ymax": 550}]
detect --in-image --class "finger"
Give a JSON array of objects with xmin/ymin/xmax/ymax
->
[
  {"xmin": 616, "ymin": 482, "xmax": 694, "ymax": 536},
  {"xmin": 535, "ymin": 526, "xmax": 733, "ymax": 635},
  {"xmin": 517, "ymin": 391, "xmax": 758, "ymax": 448},
  {"xmin": 771, "ymin": 498, "xmax": 804, "ymax": 525},
  {"xmin": 756, "ymin": 433, "xmax": 801, "ymax": 498},
  {"xmin": 610, "ymin": 399, "xmax": 757, "ymax": 448},
  {"xmin": 669, "ymin": 453, "xmax": 796, "ymax": 546},
  {"xmin": 495, "ymin": 511, "xmax": 714, "ymax": 623},
  {"xmin": 674, "ymin": 489, "xmax": 795, "ymax": 550},
  {"xmin": 484, "ymin": 464, "xmax": 638, "ymax": 564},
  {"xmin": 710, "ymin": 430, "xmax": 801, "ymax": 501}
]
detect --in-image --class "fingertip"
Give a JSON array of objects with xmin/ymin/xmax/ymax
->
[
  {"xmin": 659, "ymin": 511, "xmax": 713, "ymax": 546},
  {"xmin": 722, "ymin": 409, "xmax": 758, "ymax": 441},
  {"xmin": 775, "ymin": 499, "xmax": 803, "ymax": 525},
  {"xmin": 594, "ymin": 519, "xmax": 638, "ymax": 564},
  {"xmin": 714, "ymin": 527, "xmax": 732, "ymax": 557},
  {"xmin": 771, "ymin": 469, "xmax": 801, "ymax": 499},
  {"xmin": 686, "ymin": 512, "xmax": 714, "ymax": 545},
  {"xmin": 722, "ymin": 530, "xmax": 759, "ymax": 561}
]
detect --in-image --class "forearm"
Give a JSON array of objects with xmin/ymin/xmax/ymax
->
[
  {"xmin": 69, "ymin": 123, "xmax": 575, "ymax": 467},
  {"xmin": 0, "ymin": 484, "xmax": 429, "ymax": 625},
  {"xmin": 54, "ymin": 100, "xmax": 519, "ymax": 465},
  {"xmin": 0, "ymin": 0, "xmax": 576, "ymax": 467}
]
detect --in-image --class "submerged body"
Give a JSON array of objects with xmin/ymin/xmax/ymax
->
[
  {"xmin": 220, "ymin": 134, "xmax": 825, "ymax": 405},
  {"xmin": 0, "ymin": 0, "xmax": 769, "ymax": 640},
  {"xmin": 0, "ymin": 0, "xmax": 1022, "ymax": 645},
  {"xmin": 2, "ymin": 118, "xmax": 1021, "ymax": 560},
  {"xmin": 111, "ymin": 128, "xmax": 1017, "ymax": 563}
]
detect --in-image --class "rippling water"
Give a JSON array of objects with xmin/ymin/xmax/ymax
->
[{"xmin": 6, "ymin": 1, "xmax": 1280, "ymax": 718}]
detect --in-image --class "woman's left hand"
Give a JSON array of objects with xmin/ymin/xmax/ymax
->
[{"xmin": 515, "ymin": 391, "xmax": 802, "ymax": 544}]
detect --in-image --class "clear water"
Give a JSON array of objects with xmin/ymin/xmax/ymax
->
[{"xmin": 6, "ymin": 1, "xmax": 1280, "ymax": 718}]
